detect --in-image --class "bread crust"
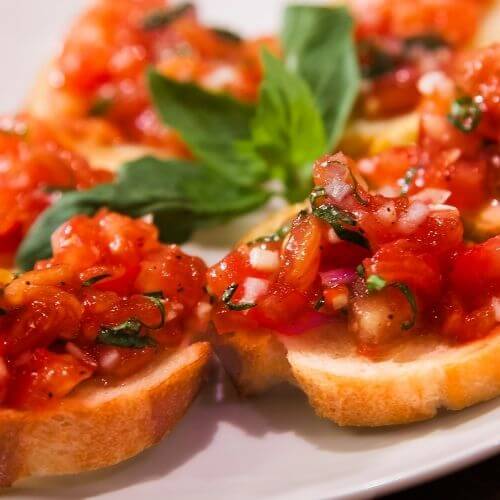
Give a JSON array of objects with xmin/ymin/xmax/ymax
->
[
  {"xmin": 214, "ymin": 205, "xmax": 500, "ymax": 426},
  {"xmin": 0, "ymin": 342, "xmax": 211, "ymax": 485}
]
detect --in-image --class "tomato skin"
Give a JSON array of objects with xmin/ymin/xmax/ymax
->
[
  {"xmin": 206, "ymin": 246, "xmax": 253, "ymax": 298},
  {"xmin": 364, "ymin": 240, "xmax": 442, "ymax": 301},
  {"xmin": 5, "ymin": 349, "xmax": 94, "ymax": 410},
  {"xmin": 135, "ymin": 246, "xmax": 207, "ymax": 310},
  {"xmin": 279, "ymin": 214, "xmax": 322, "ymax": 292},
  {"xmin": 249, "ymin": 283, "xmax": 312, "ymax": 332},
  {"xmin": 450, "ymin": 236, "xmax": 500, "ymax": 306}
]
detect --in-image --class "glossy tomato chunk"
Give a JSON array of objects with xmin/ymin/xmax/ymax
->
[{"xmin": 6, "ymin": 349, "xmax": 94, "ymax": 410}]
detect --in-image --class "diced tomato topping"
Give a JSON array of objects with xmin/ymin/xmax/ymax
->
[
  {"xmin": 56, "ymin": 0, "xmax": 276, "ymax": 148},
  {"xmin": 364, "ymin": 240, "xmax": 442, "ymax": 300},
  {"xmin": 450, "ymin": 236, "xmax": 500, "ymax": 306},
  {"xmin": 352, "ymin": 0, "xmax": 485, "ymax": 46},
  {"xmin": 0, "ymin": 115, "xmax": 113, "ymax": 263},
  {"xmin": 0, "ymin": 211, "xmax": 209, "ymax": 409},
  {"xmin": 209, "ymin": 151, "xmax": 499, "ymax": 353},
  {"xmin": 5, "ymin": 349, "xmax": 93, "ymax": 410}
]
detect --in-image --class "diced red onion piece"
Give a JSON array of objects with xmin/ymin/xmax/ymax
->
[
  {"xmin": 66, "ymin": 342, "xmax": 98, "ymax": 368},
  {"xmin": 411, "ymin": 188, "xmax": 451, "ymax": 205},
  {"xmin": 320, "ymin": 268, "xmax": 357, "ymax": 287},
  {"xmin": 397, "ymin": 200, "xmax": 430, "ymax": 235}
]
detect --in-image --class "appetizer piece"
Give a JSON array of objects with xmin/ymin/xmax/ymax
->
[
  {"xmin": 29, "ymin": 0, "xmax": 275, "ymax": 168},
  {"xmin": 208, "ymin": 152, "xmax": 500, "ymax": 426},
  {"xmin": 358, "ymin": 43, "xmax": 500, "ymax": 239},
  {"xmin": 0, "ymin": 115, "xmax": 112, "ymax": 265},
  {"xmin": 0, "ymin": 210, "xmax": 211, "ymax": 485},
  {"xmin": 341, "ymin": 0, "xmax": 500, "ymax": 156}
]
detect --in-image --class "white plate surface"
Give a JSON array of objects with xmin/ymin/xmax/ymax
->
[{"xmin": 1, "ymin": 1, "xmax": 499, "ymax": 499}]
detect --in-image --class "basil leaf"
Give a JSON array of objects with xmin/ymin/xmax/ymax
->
[
  {"xmin": 148, "ymin": 70, "xmax": 266, "ymax": 187},
  {"xmin": 15, "ymin": 157, "xmax": 270, "ymax": 271},
  {"xmin": 282, "ymin": 6, "xmax": 360, "ymax": 149},
  {"xmin": 246, "ymin": 51, "xmax": 326, "ymax": 202}
]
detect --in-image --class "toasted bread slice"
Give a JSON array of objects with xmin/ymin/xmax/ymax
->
[
  {"xmin": 0, "ymin": 341, "xmax": 211, "ymax": 486},
  {"xmin": 212, "ymin": 205, "xmax": 500, "ymax": 426}
]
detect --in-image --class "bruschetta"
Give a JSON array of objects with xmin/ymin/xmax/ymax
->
[
  {"xmin": 207, "ymin": 152, "xmax": 500, "ymax": 426},
  {"xmin": 0, "ymin": 210, "xmax": 212, "ymax": 485}
]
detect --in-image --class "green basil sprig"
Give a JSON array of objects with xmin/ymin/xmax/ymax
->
[
  {"xmin": 16, "ymin": 158, "xmax": 269, "ymax": 271},
  {"xmin": 148, "ymin": 5, "xmax": 360, "ymax": 202}
]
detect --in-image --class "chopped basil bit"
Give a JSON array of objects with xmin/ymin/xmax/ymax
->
[
  {"xmin": 82, "ymin": 274, "xmax": 111, "ymax": 287},
  {"xmin": 222, "ymin": 283, "xmax": 256, "ymax": 311},
  {"xmin": 365, "ymin": 276, "xmax": 417, "ymax": 330},
  {"xmin": 144, "ymin": 291, "xmax": 164, "ymax": 300},
  {"xmin": 447, "ymin": 96, "xmax": 482, "ymax": 133},
  {"xmin": 96, "ymin": 292, "xmax": 166, "ymax": 348},
  {"xmin": 43, "ymin": 185, "xmax": 74, "ymax": 194},
  {"xmin": 313, "ymin": 204, "xmax": 370, "ymax": 249},
  {"xmin": 347, "ymin": 167, "xmax": 369, "ymax": 206},
  {"xmin": 97, "ymin": 319, "xmax": 157, "ymax": 348},
  {"xmin": 313, "ymin": 204, "xmax": 356, "ymax": 226},
  {"xmin": 400, "ymin": 166, "xmax": 418, "ymax": 196},
  {"xmin": 404, "ymin": 34, "xmax": 448, "ymax": 51},
  {"xmin": 309, "ymin": 187, "xmax": 326, "ymax": 205},
  {"xmin": 392, "ymin": 283, "xmax": 417, "ymax": 330},
  {"xmin": 142, "ymin": 3, "xmax": 193, "ymax": 31},
  {"xmin": 356, "ymin": 264, "xmax": 366, "ymax": 278},
  {"xmin": 144, "ymin": 292, "xmax": 166, "ymax": 329},
  {"xmin": 251, "ymin": 222, "xmax": 291, "ymax": 244},
  {"xmin": 358, "ymin": 41, "xmax": 395, "ymax": 79},
  {"xmin": 212, "ymin": 27, "xmax": 242, "ymax": 43},
  {"xmin": 89, "ymin": 97, "xmax": 113, "ymax": 117},
  {"xmin": 314, "ymin": 297, "xmax": 325, "ymax": 310},
  {"xmin": 366, "ymin": 274, "xmax": 387, "ymax": 292}
]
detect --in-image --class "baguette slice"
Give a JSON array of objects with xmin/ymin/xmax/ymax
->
[
  {"xmin": 0, "ymin": 341, "xmax": 211, "ymax": 486},
  {"xmin": 212, "ymin": 205, "xmax": 500, "ymax": 426}
]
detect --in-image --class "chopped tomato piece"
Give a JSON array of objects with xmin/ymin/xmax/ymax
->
[{"xmin": 6, "ymin": 349, "xmax": 94, "ymax": 410}]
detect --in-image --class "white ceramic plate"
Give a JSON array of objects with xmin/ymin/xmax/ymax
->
[{"xmin": 1, "ymin": 1, "xmax": 499, "ymax": 499}]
